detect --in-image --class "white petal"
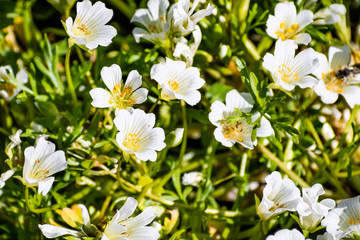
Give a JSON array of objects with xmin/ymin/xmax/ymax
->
[
  {"xmin": 295, "ymin": 10, "xmax": 313, "ymax": 31},
  {"xmin": 341, "ymin": 85, "xmax": 360, "ymax": 108},
  {"xmin": 101, "ymin": 64, "xmax": 122, "ymax": 92},
  {"xmin": 79, "ymin": 204, "xmax": 91, "ymax": 227},
  {"xmin": 296, "ymin": 76, "xmax": 318, "ymax": 89},
  {"xmin": 130, "ymin": 88, "xmax": 148, "ymax": 104},
  {"xmin": 117, "ymin": 197, "xmax": 138, "ymax": 221},
  {"xmin": 262, "ymin": 53, "xmax": 276, "ymax": 72},
  {"xmin": 256, "ymin": 116, "xmax": 274, "ymax": 137},
  {"xmin": 89, "ymin": 88, "xmax": 113, "ymax": 108},
  {"xmin": 124, "ymin": 70, "xmax": 142, "ymax": 91},
  {"xmin": 213, "ymin": 127, "xmax": 234, "ymax": 147},
  {"xmin": 329, "ymin": 45, "xmax": 351, "ymax": 71},
  {"xmin": 38, "ymin": 177, "xmax": 55, "ymax": 196},
  {"xmin": 122, "ymin": 207, "xmax": 157, "ymax": 229},
  {"xmin": 274, "ymin": 2, "xmax": 297, "ymax": 26},
  {"xmin": 314, "ymin": 80, "xmax": 339, "ymax": 104},
  {"xmin": 225, "ymin": 90, "xmax": 254, "ymax": 113},
  {"xmin": 330, "ymin": 4, "xmax": 346, "ymax": 15},
  {"xmin": 292, "ymin": 33, "xmax": 311, "ymax": 45},
  {"xmin": 39, "ymin": 224, "xmax": 82, "ymax": 238},
  {"xmin": 127, "ymin": 226, "xmax": 160, "ymax": 240},
  {"xmin": 208, "ymin": 101, "xmax": 226, "ymax": 126}
]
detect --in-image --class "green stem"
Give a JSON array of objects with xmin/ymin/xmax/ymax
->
[
  {"xmin": 25, "ymin": 186, "xmax": 92, "ymax": 214},
  {"xmin": 97, "ymin": 181, "xmax": 118, "ymax": 224},
  {"xmin": 179, "ymin": 100, "xmax": 188, "ymax": 165},
  {"xmin": 149, "ymin": 96, "xmax": 160, "ymax": 113},
  {"xmin": 258, "ymin": 143, "xmax": 310, "ymax": 188},
  {"xmin": 305, "ymin": 118, "xmax": 331, "ymax": 166},
  {"xmin": 65, "ymin": 47, "xmax": 78, "ymax": 104}
]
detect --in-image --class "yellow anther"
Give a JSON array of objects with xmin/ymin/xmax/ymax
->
[
  {"xmin": 109, "ymin": 100, "xmax": 113, "ymax": 104},
  {"xmin": 279, "ymin": 33, "xmax": 286, "ymax": 41},
  {"xmin": 280, "ymin": 22, "xmax": 285, "ymax": 29},
  {"xmin": 76, "ymin": 18, "xmax": 80, "ymax": 24},
  {"xmin": 322, "ymin": 73, "xmax": 325, "ymax": 80},
  {"xmin": 120, "ymin": 87, "xmax": 132, "ymax": 97},
  {"xmin": 112, "ymin": 85, "xmax": 121, "ymax": 94},
  {"xmin": 41, "ymin": 169, "xmax": 49, "ymax": 174},
  {"xmin": 337, "ymin": 88, "xmax": 343, "ymax": 93},
  {"xmin": 292, "ymin": 24, "xmax": 298, "ymax": 30},
  {"xmin": 168, "ymin": 80, "xmax": 179, "ymax": 91}
]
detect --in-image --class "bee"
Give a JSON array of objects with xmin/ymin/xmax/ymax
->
[{"xmin": 334, "ymin": 64, "xmax": 360, "ymax": 80}]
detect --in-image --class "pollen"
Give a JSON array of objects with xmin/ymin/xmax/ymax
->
[
  {"xmin": 322, "ymin": 73, "xmax": 325, "ymax": 80},
  {"xmin": 112, "ymin": 85, "xmax": 121, "ymax": 94},
  {"xmin": 280, "ymin": 22, "xmax": 285, "ymax": 29},
  {"xmin": 350, "ymin": 218, "xmax": 360, "ymax": 225},
  {"xmin": 77, "ymin": 24, "xmax": 91, "ymax": 35},
  {"xmin": 76, "ymin": 18, "xmax": 80, "ymax": 24},
  {"xmin": 123, "ymin": 133, "xmax": 141, "ymax": 151},
  {"xmin": 41, "ymin": 169, "xmax": 49, "ymax": 174},
  {"xmin": 168, "ymin": 80, "xmax": 179, "ymax": 91}
]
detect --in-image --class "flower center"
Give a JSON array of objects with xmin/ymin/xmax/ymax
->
[
  {"xmin": 123, "ymin": 133, "xmax": 141, "ymax": 152},
  {"xmin": 73, "ymin": 19, "xmax": 92, "ymax": 37},
  {"xmin": 221, "ymin": 119, "xmax": 247, "ymax": 143},
  {"xmin": 278, "ymin": 64, "xmax": 298, "ymax": 83},
  {"xmin": 323, "ymin": 71, "xmax": 345, "ymax": 93},
  {"xmin": 29, "ymin": 159, "xmax": 49, "ymax": 180},
  {"xmin": 275, "ymin": 23, "xmax": 299, "ymax": 41},
  {"xmin": 168, "ymin": 80, "xmax": 179, "ymax": 91},
  {"xmin": 108, "ymin": 85, "xmax": 135, "ymax": 109}
]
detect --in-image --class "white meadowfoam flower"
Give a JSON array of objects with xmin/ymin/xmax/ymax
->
[
  {"xmin": 182, "ymin": 172, "xmax": 203, "ymax": 187},
  {"xmin": 169, "ymin": 0, "xmax": 214, "ymax": 36},
  {"xmin": 266, "ymin": 229, "xmax": 305, "ymax": 240},
  {"xmin": 314, "ymin": 4, "xmax": 346, "ymax": 25},
  {"xmin": 89, "ymin": 64, "xmax": 148, "ymax": 110},
  {"xmin": 208, "ymin": 89, "xmax": 274, "ymax": 149},
  {"xmin": 0, "ymin": 169, "xmax": 15, "ymax": 188},
  {"xmin": 23, "ymin": 137, "xmax": 67, "ymax": 196},
  {"xmin": 266, "ymin": 2, "xmax": 313, "ymax": 45},
  {"xmin": 322, "ymin": 196, "xmax": 360, "ymax": 239},
  {"xmin": 39, "ymin": 204, "xmax": 90, "ymax": 238},
  {"xmin": 114, "ymin": 109, "xmax": 166, "ymax": 162},
  {"xmin": 263, "ymin": 40, "xmax": 319, "ymax": 91},
  {"xmin": 297, "ymin": 183, "xmax": 336, "ymax": 231},
  {"xmin": 131, "ymin": 0, "xmax": 170, "ymax": 44},
  {"xmin": 314, "ymin": 45, "xmax": 360, "ymax": 108},
  {"xmin": 64, "ymin": 0, "xmax": 117, "ymax": 50},
  {"xmin": 150, "ymin": 58, "xmax": 205, "ymax": 106},
  {"xmin": 102, "ymin": 197, "xmax": 160, "ymax": 240},
  {"xmin": 173, "ymin": 25, "xmax": 202, "ymax": 66},
  {"xmin": 257, "ymin": 171, "xmax": 302, "ymax": 220},
  {"xmin": 0, "ymin": 66, "xmax": 28, "ymax": 101}
]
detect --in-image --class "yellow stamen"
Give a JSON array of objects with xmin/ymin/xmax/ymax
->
[
  {"xmin": 168, "ymin": 80, "xmax": 179, "ymax": 91},
  {"xmin": 322, "ymin": 73, "xmax": 325, "ymax": 80},
  {"xmin": 280, "ymin": 22, "xmax": 285, "ymax": 29},
  {"xmin": 76, "ymin": 18, "xmax": 80, "ymax": 24},
  {"xmin": 112, "ymin": 85, "xmax": 121, "ymax": 94},
  {"xmin": 292, "ymin": 24, "xmax": 298, "ymax": 30}
]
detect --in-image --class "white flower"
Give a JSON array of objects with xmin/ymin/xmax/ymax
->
[
  {"xmin": 313, "ymin": 45, "xmax": 360, "ymax": 108},
  {"xmin": 102, "ymin": 197, "xmax": 160, "ymax": 240},
  {"xmin": 297, "ymin": 183, "xmax": 335, "ymax": 231},
  {"xmin": 257, "ymin": 171, "xmax": 302, "ymax": 220},
  {"xmin": 266, "ymin": 229, "xmax": 305, "ymax": 240},
  {"xmin": 9, "ymin": 129, "xmax": 22, "ymax": 145},
  {"xmin": 169, "ymin": 128, "xmax": 184, "ymax": 147},
  {"xmin": 314, "ymin": 4, "xmax": 346, "ymax": 25},
  {"xmin": 263, "ymin": 40, "xmax": 319, "ymax": 91},
  {"xmin": 322, "ymin": 196, "xmax": 360, "ymax": 239},
  {"xmin": 39, "ymin": 204, "xmax": 89, "ymax": 238},
  {"xmin": 0, "ymin": 169, "xmax": 15, "ymax": 188},
  {"xmin": 182, "ymin": 172, "xmax": 203, "ymax": 187},
  {"xmin": 114, "ymin": 109, "xmax": 166, "ymax": 162},
  {"xmin": 173, "ymin": 25, "xmax": 202, "ymax": 66},
  {"xmin": 131, "ymin": 0, "xmax": 170, "ymax": 44},
  {"xmin": 23, "ymin": 137, "xmax": 67, "ymax": 196},
  {"xmin": 266, "ymin": 2, "xmax": 313, "ymax": 45},
  {"xmin": 150, "ymin": 58, "xmax": 205, "ymax": 106},
  {"xmin": 64, "ymin": 0, "xmax": 117, "ymax": 50},
  {"xmin": 0, "ymin": 66, "xmax": 28, "ymax": 101},
  {"xmin": 208, "ymin": 89, "xmax": 274, "ymax": 149},
  {"xmin": 89, "ymin": 64, "xmax": 148, "ymax": 110},
  {"xmin": 169, "ymin": 0, "xmax": 214, "ymax": 36}
]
